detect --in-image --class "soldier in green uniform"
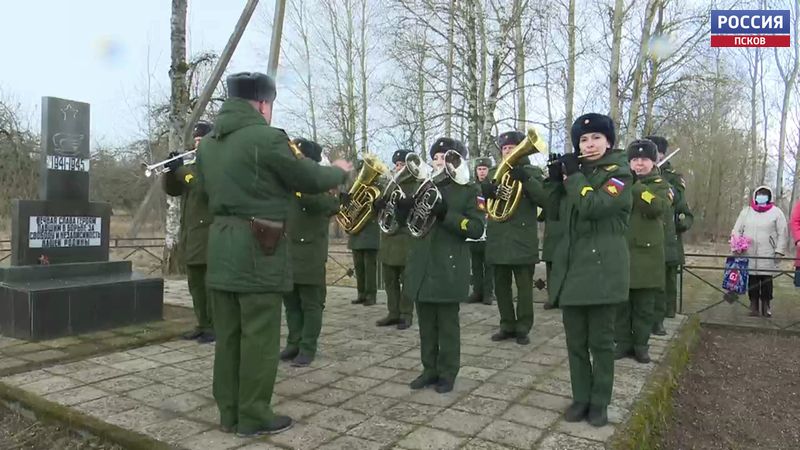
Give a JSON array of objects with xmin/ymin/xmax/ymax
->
[
  {"xmin": 194, "ymin": 72, "xmax": 352, "ymax": 436},
  {"xmin": 645, "ymin": 135, "xmax": 694, "ymax": 330},
  {"xmin": 347, "ymin": 179, "xmax": 380, "ymax": 306},
  {"xmin": 375, "ymin": 149, "xmax": 417, "ymax": 329},
  {"xmin": 547, "ymin": 113, "xmax": 632, "ymax": 427},
  {"xmin": 615, "ymin": 139, "xmax": 669, "ymax": 364},
  {"xmin": 279, "ymin": 138, "xmax": 340, "ymax": 367},
  {"xmin": 163, "ymin": 121, "xmax": 215, "ymax": 343},
  {"xmin": 402, "ymin": 137, "xmax": 484, "ymax": 394},
  {"xmin": 540, "ymin": 157, "xmax": 565, "ymax": 310},
  {"xmin": 466, "ymin": 156, "xmax": 494, "ymax": 306},
  {"xmin": 481, "ymin": 131, "xmax": 547, "ymax": 345}
]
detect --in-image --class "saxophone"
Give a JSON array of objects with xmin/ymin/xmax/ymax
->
[
  {"xmin": 335, "ymin": 153, "xmax": 389, "ymax": 234},
  {"xmin": 407, "ymin": 150, "xmax": 469, "ymax": 238},
  {"xmin": 486, "ymin": 128, "xmax": 547, "ymax": 222}
]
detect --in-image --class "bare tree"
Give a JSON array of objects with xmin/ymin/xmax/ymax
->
[
  {"xmin": 608, "ymin": 0, "xmax": 626, "ymax": 126},
  {"xmin": 772, "ymin": 0, "xmax": 800, "ymax": 202},
  {"xmin": 623, "ymin": 0, "xmax": 660, "ymax": 142},
  {"xmin": 564, "ymin": 0, "xmax": 576, "ymax": 153}
]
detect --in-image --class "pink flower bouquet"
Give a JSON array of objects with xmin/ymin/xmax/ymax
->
[{"xmin": 730, "ymin": 235, "xmax": 751, "ymax": 254}]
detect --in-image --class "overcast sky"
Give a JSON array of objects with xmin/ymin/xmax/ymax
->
[{"xmin": 2, "ymin": 0, "xmax": 275, "ymax": 147}]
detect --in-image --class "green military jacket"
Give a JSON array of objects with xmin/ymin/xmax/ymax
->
[
  {"xmin": 540, "ymin": 186, "xmax": 565, "ymax": 263},
  {"xmin": 162, "ymin": 164, "xmax": 212, "ymax": 265},
  {"xmin": 662, "ymin": 177, "xmax": 680, "ymax": 265},
  {"xmin": 484, "ymin": 160, "xmax": 547, "ymax": 265},
  {"xmin": 288, "ymin": 192, "xmax": 339, "ymax": 285},
  {"xmin": 195, "ymin": 98, "xmax": 347, "ymax": 293},
  {"xmin": 628, "ymin": 171, "xmax": 670, "ymax": 290},
  {"xmin": 547, "ymin": 150, "xmax": 633, "ymax": 307},
  {"xmin": 379, "ymin": 176, "xmax": 418, "ymax": 266},
  {"xmin": 661, "ymin": 163, "xmax": 694, "ymax": 265},
  {"xmin": 404, "ymin": 181, "xmax": 485, "ymax": 303},
  {"xmin": 347, "ymin": 217, "xmax": 380, "ymax": 250}
]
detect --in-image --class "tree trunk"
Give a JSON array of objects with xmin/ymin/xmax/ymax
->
[
  {"xmin": 359, "ymin": 0, "xmax": 368, "ymax": 153},
  {"xmin": 444, "ymin": 0, "xmax": 456, "ymax": 136},
  {"xmin": 164, "ymin": 0, "xmax": 189, "ymax": 276},
  {"xmin": 465, "ymin": 0, "xmax": 480, "ymax": 156},
  {"xmin": 608, "ymin": 0, "xmax": 624, "ymax": 127},
  {"xmin": 477, "ymin": 1, "xmax": 488, "ymax": 154},
  {"xmin": 773, "ymin": 0, "xmax": 800, "ymax": 201},
  {"xmin": 513, "ymin": 0, "xmax": 525, "ymax": 131},
  {"xmin": 346, "ymin": 0, "xmax": 358, "ymax": 156},
  {"xmin": 297, "ymin": 2, "xmax": 318, "ymax": 142},
  {"xmin": 624, "ymin": 0, "xmax": 659, "ymax": 142},
  {"xmin": 748, "ymin": 47, "xmax": 761, "ymax": 192},
  {"xmin": 417, "ymin": 29, "xmax": 428, "ymax": 156},
  {"xmin": 564, "ymin": 0, "xmax": 576, "ymax": 153},
  {"xmin": 642, "ymin": 2, "xmax": 664, "ymax": 135},
  {"xmin": 760, "ymin": 52, "xmax": 769, "ymax": 185}
]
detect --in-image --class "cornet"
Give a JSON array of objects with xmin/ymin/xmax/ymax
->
[{"xmin": 142, "ymin": 150, "xmax": 196, "ymax": 177}]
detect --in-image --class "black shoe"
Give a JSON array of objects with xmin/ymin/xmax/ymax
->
[
  {"xmin": 197, "ymin": 332, "xmax": 215, "ymax": 344},
  {"xmin": 236, "ymin": 415, "xmax": 294, "ymax": 437},
  {"xmin": 515, "ymin": 335, "xmax": 530, "ymax": 345},
  {"xmin": 376, "ymin": 317, "xmax": 400, "ymax": 327},
  {"xmin": 363, "ymin": 299, "xmax": 376, "ymax": 306},
  {"xmin": 633, "ymin": 348, "xmax": 651, "ymax": 364},
  {"xmin": 543, "ymin": 302, "xmax": 556, "ymax": 310},
  {"xmin": 291, "ymin": 354, "xmax": 313, "ymax": 367},
  {"xmin": 763, "ymin": 300, "xmax": 772, "ymax": 318},
  {"xmin": 351, "ymin": 297, "xmax": 366, "ymax": 304},
  {"xmin": 182, "ymin": 329, "xmax": 203, "ymax": 340},
  {"xmin": 467, "ymin": 292, "xmax": 482, "ymax": 303},
  {"xmin": 220, "ymin": 423, "xmax": 236, "ymax": 434},
  {"xmin": 652, "ymin": 323, "xmax": 667, "ymax": 336},
  {"xmin": 482, "ymin": 295, "xmax": 495, "ymax": 306},
  {"xmin": 279, "ymin": 347, "xmax": 299, "ymax": 361},
  {"xmin": 587, "ymin": 405, "xmax": 608, "ymax": 427},
  {"xmin": 491, "ymin": 330, "xmax": 515, "ymax": 342},
  {"xmin": 434, "ymin": 378, "xmax": 454, "ymax": 394},
  {"xmin": 564, "ymin": 402, "xmax": 589, "ymax": 422},
  {"xmin": 614, "ymin": 347, "xmax": 633, "ymax": 360},
  {"xmin": 397, "ymin": 319, "xmax": 412, "ymax": 330},
  {"xmin": 409, "ymin": 374, "xmax": 438, "ymax": 390}
]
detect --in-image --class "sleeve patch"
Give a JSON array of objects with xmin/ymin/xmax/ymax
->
[
  {"xmin": 295, "ymin": 192, "xmax": 303, "ymax": 198},
  {"xmin": 184, "ymin": 173, "xmax": 194, "ymax": 184},
  {"xmin": 603, "ymin": 177, "xmax": 625, "ymax": 197},
  {"xmin": 603, "ymin": 164, "xmax": 619, "ymax": 172},
  {"xmin": 476, "ymin": 196, "xmax": 486, "ymax": 212},
  {"xmin": 668, "ymin": 187, "xmax": 675, "ymax": 203},
  {"xmin": 460, "ymin": 218, "xmax": 470, "ymax": 231},
  {"xmin": 580, "ymin": 186, "xmax": 594, "ymax": 197},
  {"xmin": 641, "ymin": 190, "xmax": 655, "ymax": 204},
  {"xmin": 679, "ymin": 177, "xmax": 686, "ymax": 188}
]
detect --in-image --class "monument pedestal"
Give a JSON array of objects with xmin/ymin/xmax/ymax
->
[{"xmin": 0, "ymin": 261, "xmax": 163, "ymax": 340}]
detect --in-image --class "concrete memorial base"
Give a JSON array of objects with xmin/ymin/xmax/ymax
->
[{"xmin": 0, "ymin": 261, "xmax": 163, "ymax": 340}]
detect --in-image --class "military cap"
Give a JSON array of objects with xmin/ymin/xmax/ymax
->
[
  {"xmin": 570, "ymin": 113, "xmax": 616, "ymax": 154},
  {"xmin": 293, "ymin": 138, "xmax": 323, "ymax": 163},
  {"xmin": 226, "ymin": 72, "xmax": 277, "ymax": 102},
  {"xmin": 392, "ymin": 149, "xmax": 412, "ymax": 164},
  {"xmin": 626, "ymin": 139, "xmax": 658, "ymax": 162},
  {"xmin": 429, "ymin": 137, "xmax": 468, "ymax": 159},
  {"xmin": 474, "ymin": 157, "xmax": 492, "ymax": 168},
  {"xmin": 497, "ymin": 131, "xmax": 525, "ymax": 149},
  {"xmin": 192, "ymin": 120, "xmax": 212, "ymax": 138},
  {"xmin": 644, "ymin": 135, "xmax": 669, "ymax": 154}
]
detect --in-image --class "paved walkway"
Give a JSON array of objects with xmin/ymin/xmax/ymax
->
[{"xmin": 1, "ymin": 281, "xmax": 687, "ymax": 449}]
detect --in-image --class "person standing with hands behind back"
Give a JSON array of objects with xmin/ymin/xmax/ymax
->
[{"xmin": 545, "ymin": 113, "xmax": 632, "ymax": 427}]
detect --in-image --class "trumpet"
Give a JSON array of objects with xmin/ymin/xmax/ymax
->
[{"xmin": 142, "ymin": 150, "xmax": 197, "ymax": 177}]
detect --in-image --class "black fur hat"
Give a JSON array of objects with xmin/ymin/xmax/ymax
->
[
  {"xmin": 192, "ymin": 121, "xmax": 212, "ymax": 138},
  {"xmin": 626, "ymin": 139, "xmax": 658, "ymax": 162},
  {"xmin": 392, "ymin": 149, "xmax": 412, "ymax": 164},
  {"xmin": 226, "ymin": 72, "xmax": 277, "ymax": 102},
  {"xmin": 474, "ymin": 157, "xmax": 492, "ymax": 168},
  {"xmin": 570, "ymin": 113, "xmax": 616, "ymax": 154},
  {"xmin": 429, "ymin": 137, "xmax": 468, "ymax": 159},
  {"xmin": 644, "ymin": 135, "xmax": 668, "ymax": 154},
  {"xmin": 497, "ymin": 131, "xmax": 525, "ymax": 149},
  {"xmin": 293, "ymin": 138, "xmax": 322, "ymax": 163}
]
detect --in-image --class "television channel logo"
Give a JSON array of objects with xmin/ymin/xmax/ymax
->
[{"xmin": 711, "ymin": 10, "xmax": 791, "ymax": 47}]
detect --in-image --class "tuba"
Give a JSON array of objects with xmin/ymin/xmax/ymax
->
[
  {"xmin": 377, "ymin": 153, "xmax": 416, "ymax": 235},
  {"xmin": 336, "ymin": 153, "xmax": 389, "ymax": 234},
  {"xmin": 407, "ymin": 150, "xmax": 468, "ymax": 238},
  {"xmin": 486, "ymin": 128, "xmax": 547, "ymax": 222}
]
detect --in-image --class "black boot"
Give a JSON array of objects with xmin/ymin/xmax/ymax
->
[
  {"xmin": 351, "ymin": 297, "xmax": 366, "ymax": 305},
  {"xmin": 409, "ymin": 374, "xmax": 438, "ymax": 390},
  {"xmin": 482, "ymin": 294, "xmax": 495, "ymax": 306},
  {"xmin": 397, "ymin": 318, "xmax": 412, "ymax": 330},
  {"xmin": 515, "ymin": 335, "xmax": 530, "ymax": 345},
  {"xmin": 652, "ymin": 322, "xmax": 667, "ymax": 336},
  {"xmin": 633, "ymin": 347, "xmax": 651, "ymax": 364},
  {"xmin": 363, "ymin": 297, "xmax": 376, "ymax": 306},
  {"xmin": 749, "ymin": 300, "xmax": 759, "ymax": 316},
  {"xmin": 543, "ymin": 302, "xmax": 556, "ymax": 310},
  {"xmin": 236, "ymin": 415, "xmax": 294, "ymax": 437},
  {"xmin": 434, "ymin": 378, "xmax": 454, "ymax": 394},
  {"xmin": 182, "ymin": 328, "xmax": 203, "ymax": 340},
  {"xmin": 614, "ymin": 346, "xmax": 633, "ymax": 360},
  {"xmin": 491, "ymin": 330, "xmax": 515, "ymax": 342},
  {"xmin": 279, "ymin": 347, "xmax": 299, "ymax": 361},
  {"xmin": 291, "ymin": 354, "xmax": 314, "ymax": 367},
  {"xmin": 762, "ymin": 299, "xmax": 772, "ymax": 318},
  {"xmin": 587, "ymin": 404, "xmax": 608, "ymax": 427},
  {"xmin": 467, "ymin": 292, "xmax": 482, "ymax": 303},
  {"xmin": 376, "ymin": 317, "xmax": 400, "ymax": 327},
  {"xmin": 564, "ymin": 402, "xmax": 589, "ymax": 422}
]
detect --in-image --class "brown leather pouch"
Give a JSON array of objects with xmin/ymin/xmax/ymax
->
[{"xmin": 249, "ymin": 218, "xmax": 284, "ymax": 256}]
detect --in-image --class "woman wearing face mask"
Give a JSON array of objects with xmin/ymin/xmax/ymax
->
[{"xmin": 731, "ymin": 186, "xmax": 789, "ymax": 317}]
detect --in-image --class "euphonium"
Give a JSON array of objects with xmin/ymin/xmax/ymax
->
[
  {"xmin": 336, "ymin": 153, "xmax": 389, "ymax": 234},
  {"xmin": 407, "ymin": 150, "xmax": 468, "ymax": 238},
  {"xmin": 377, "ymin": 153, "xmax": 416, "ymax": 235},
  {"xmin": 486, "ymin": 128, "xmax": 547, "ymax": 222}
]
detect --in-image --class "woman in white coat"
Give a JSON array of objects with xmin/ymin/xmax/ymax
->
[{"xmin": 731, "ymin": 186, "xmax": 789, "ymax": 317}]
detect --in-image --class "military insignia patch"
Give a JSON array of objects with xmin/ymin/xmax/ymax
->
[
  {"xmin": 668, "ymin": 187, "xmax": 675, "ymax": 203},
  {"xmin": 679, "ymin": 177, "xmax": 686, "ymax": 188},
  {"xmin": 460, "ymin": 218, "xmax": 470, "ymax": 231},
  {"xmin": 641, "ymin": 190, "xmax": 655, "ymax": 204},
  {"xmin": 580, "ymin": 186, "xmax": 594, "ymax": 197},
  {"xmin": 654, "ymin": 177, "xmax": 663, "ymax": 183},
  {"xmin": 477, "ymin": 196, "xmax": 486, "ymax": 211},
  {"xmin": 603, "ymin": 164, "xmax": 619, "ymax": 172},
  {"xmin": 603, "ymin": 177, "xmax": 625, "ymax": 197},
  {"xmin": 184, "ymin": 173, "xmax": 194, "ymax": 184}
]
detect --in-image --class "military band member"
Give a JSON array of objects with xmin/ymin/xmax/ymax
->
[
  {"xmin": 346, "ymin": 170, "xmax": 380, "ymax": 306},
  {"xmin": 195, "ymin": 71, "xmax": 352, "ymax": 436},
  {"xmin": 540, "ymin": 166, "xmax": 564, "ymax": 311},
  {"xmin": 466, "ymin": 156, "xmax": 495, "ymax": 306},
  {"xmin": 645, "ymin": 135, "xmax": 694, "ymax": 330},
  {"xmin": 279, "ymin": 139, "xmax": 340, "ymax": 367},
  {"xmin": 546, "ymin": 113, "xmax": 632, "ymax": 427},
  {"xmin": 163, "ymin": 120, "xmax": 215, "ymax": 343},
  {"xmin": 402, "ymin": 138, "xmax": 484, "ymax": 394},
  {"xmin": 615, "ymin": 139, "xmax": 669, "ymax": 364},
  {"xmin": 482, "ymin": 131, "xmax": 547, "ymax": 345},
  {"xmin": 375, "ymin": 149, "xmax": 417, "ymax": 329}
]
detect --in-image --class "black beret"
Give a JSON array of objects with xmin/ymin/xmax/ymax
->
[
  {"xmin": 192, "ymin": 121, "xmax": 212, "ymax": 138},
  {"xmin": 293, "ymin": 138, "xmax": 322, "ymax": 163},
  {"xmin": 429, "ymin": 137, "xmax": 468, "ymax": 159},
  {"xmin": 226, "ymin": 72, "xmax": 277, "ymax": 102},
  {"xmin": 570, "ymin": 113, "xmax": 616, "ymax": 154},
  {"xmin": 644, "ymin": 135, "xmax": 668, "ymax": 154},
  {"xmin": 626, "ymin": 139, "xmax": 658, "ymax": 162},
  {"xmin": 392, "ymin": 149, "xmax": 412, "ymax": 164},
  {"xmin": 497, "ymin": 131, "xmax": 525, "ymax": 149},
  {"xmin": 474, "ymin": 157, "xmax": 492, "ymax": 168}
]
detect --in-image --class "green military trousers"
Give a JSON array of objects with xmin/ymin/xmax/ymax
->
[
  {"xmin": 470, "ymin": 243, "xmax": 494, "ymax": 299},
  {"xmin": 383, "ymin": 264, "xmax": 413, "ymax": 321},
  {"xmin": 283, "ymin": 284, "xmax": 326, "ymax": 357},
  {"xmin": 653, "ymin": 264, "xmax": 679, "ymax": 327},
  {"xmin": 352, "ymin": 250, "xmax": 378, "ymax": 303},
  {"xmin": 544, "ymin": 262, "xmax": 557, "ymax": 308},
  {"xmin": 416, "ymin": 302, "xmax": 461, "ymax": 381},
  {"xmin": 210, "ymin": 289, "xmax": 281, "ymax": 433},
  {"xmin": 495, "ymin": 264, "xmax": 534, "ymax": 336},
  {"xmin": 615, "ymin": 289, "xmax": 656, "ymax": 353},
  {"xmin": 562, "ymin": 305, "xmax": 616, "ymax": 407},
  {"xmin": 187, "ymin": 264, "xmax": 213, "ymax": 332}
]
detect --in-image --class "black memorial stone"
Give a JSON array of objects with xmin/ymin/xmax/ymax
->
[{"xmin": 0, "ymin": 96, "xmax": 165, "ymax": 341}]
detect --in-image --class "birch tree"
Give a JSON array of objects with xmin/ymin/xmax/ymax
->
[{"xmin": 772, "ymin": 0, "xmax": 800, "ymax": 202}]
